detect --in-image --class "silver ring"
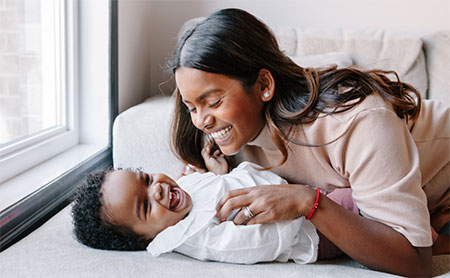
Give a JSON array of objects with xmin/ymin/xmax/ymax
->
[{"xmin": 243, "ymin": 206, "xmax": 255, "ymax": 219}]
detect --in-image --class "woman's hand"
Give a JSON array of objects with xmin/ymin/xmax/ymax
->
[
  {"xmin": 216, "ymin": 184, "xmax": 317, "ymax": 225},
  {"xmin": 201, "ymin": 142, "xmax": 229, "ymax": 175}
]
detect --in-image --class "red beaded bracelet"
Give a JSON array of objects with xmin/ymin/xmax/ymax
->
[{"xmin": 306, "ymin": 188, "xmax": 320, "ymax": 220}]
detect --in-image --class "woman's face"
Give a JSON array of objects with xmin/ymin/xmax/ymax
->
[
  {"xmin": 101, "ymin": 170, "xmax": 192, "ymax": 240},
  {"xmin": 175, "ymin": 67, "xmax": 265, "ymax": 155}
]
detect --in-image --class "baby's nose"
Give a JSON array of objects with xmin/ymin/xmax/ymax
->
[{"xmin": 151, "ymin": 183, "xmax": 163, "ymax": 200}]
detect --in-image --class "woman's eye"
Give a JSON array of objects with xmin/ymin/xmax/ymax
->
[
  {"xmin": 209, "ymin": 99, "xmax": 221, "ymax": 108},
  {"xmin": 186, "ymin": 107, "xmax": 196, "ymax": 113}
]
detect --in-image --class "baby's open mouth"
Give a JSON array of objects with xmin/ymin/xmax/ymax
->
[{"xmin": 169, "ymin": 186, "xmax": 183, "ymax": 211}]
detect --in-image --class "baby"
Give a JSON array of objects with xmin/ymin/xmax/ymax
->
[{"xmin": 71, "ymin": 144, "xmax": 321, "ymax": 264}]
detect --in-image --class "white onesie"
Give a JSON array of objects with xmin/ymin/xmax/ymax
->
[{"xmin": 147, "ymin": 162, "xmax": 319, "ymax": 264}]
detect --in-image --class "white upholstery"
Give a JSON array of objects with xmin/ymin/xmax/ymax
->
[
  {"xmin": 113, "ymin": 96, "xmax": 184, "ymax": 180},
  {"xmin": 274, "ymin": 27, "xmax": 428, "ymax": 97},
  {"xmin": 422, "ymin": 31, "xmax": 450, "ymax": 103},
  {"xmin": 1, "ymin": 206, "xmax": 449, "ymax": 278}
]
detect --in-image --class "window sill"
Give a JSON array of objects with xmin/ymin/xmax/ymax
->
[{"xmin": 0, "ymin": 144, "xmax": 106, "ymax": 212}]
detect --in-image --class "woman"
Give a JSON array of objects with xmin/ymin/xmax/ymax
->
[{"xmin": 170, "ymin": 8, "xmax": 449, "ymax": 276}]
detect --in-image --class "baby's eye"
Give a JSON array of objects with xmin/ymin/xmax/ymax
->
[
  {"xmin": 143, "ymin": 200, "xmax": 149, "ymax": 214},
  {"xmin": 145, "ymin": 174, "xmax": 151, "ymax": 186}
]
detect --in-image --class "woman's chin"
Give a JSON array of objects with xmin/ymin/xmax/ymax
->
[{"xmin": 218, "ymin": 144, "xmax": 241, "ymax": 156}]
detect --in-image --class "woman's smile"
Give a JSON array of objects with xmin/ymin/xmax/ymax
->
[{"xmin": 210, "ymin": 125, "xmax": 232, "ymax": 143}]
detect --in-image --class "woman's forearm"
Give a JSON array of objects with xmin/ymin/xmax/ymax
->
[
  {"xmin": 312, "ymin": 194, "xmax": 432, "ymax": 277},
  {"xmin": 215, "ymin": 183, "xmax": 432, "ymax": 276}
]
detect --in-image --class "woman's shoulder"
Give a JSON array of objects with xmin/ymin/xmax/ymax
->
[
  {"xmin": 297, "ymin": 94, "xmax": 398, "ymax": 145},
  {"xmin": 328, "ymin": 94, "xmax": 393, "ymax": 123}
]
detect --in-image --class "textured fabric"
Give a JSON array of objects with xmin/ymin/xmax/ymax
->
[
  {"xmin": 422, "ymin": 31, "xmax": 450, "ymax": 103},
  {"xmin": 272, "ymin": 27, "xmax": 428, "ymax": 98},
  {"xmin": 113, "ymin": 96, "xmax": 185, "ymax": 179},
  {"xmin": 148, "ymin": 162, "xmax": 318, "ymax": 264},
  {"xmin": 290, "ymin": 52, "xmax": 353, "ymax": 69},
  {"xmin": 6, "ymin": 204, "xmax": 438, "ymax": 278},
  {"xmin": 243, "ymin": 96, "xmax": 449, "ymax": 247}
]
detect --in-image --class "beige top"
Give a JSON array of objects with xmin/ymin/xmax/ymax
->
[{"xmin": 242, "ymin": 94, "xmax": 449, "ymax": 247}]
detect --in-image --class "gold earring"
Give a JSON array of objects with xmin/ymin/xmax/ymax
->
[{"xmin": 263, "ymin": 91, "xmax": 270, "ymax": 98}]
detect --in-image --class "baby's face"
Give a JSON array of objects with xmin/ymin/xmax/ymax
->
[{"xmin": 101, "ymin": 170, "xmax": 192, "ymax": 240}]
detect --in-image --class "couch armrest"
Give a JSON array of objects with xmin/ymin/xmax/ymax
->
[{"xmin": 113, "ymin": 96, "xmax": 184, "ymax": 179}]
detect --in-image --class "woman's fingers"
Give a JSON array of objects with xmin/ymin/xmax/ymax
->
[
  {"xmin": 216, "ymin": 188, "xmax": 251, "ymax": 221},
  {"xmin": 245, "ymin": 210, "xmax": 274, "ymax": 225},
  {"xmin": 216, "ymin": 184, "xmax": 315, "ymax": 225}
]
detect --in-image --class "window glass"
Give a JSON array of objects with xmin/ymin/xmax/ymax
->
[{"xmin": 0, "ymin": 0, "xmax": 63, "ymax": 147}]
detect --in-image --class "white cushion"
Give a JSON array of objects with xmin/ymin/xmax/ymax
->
[
  {"xmin": 290, "ymin": 52, "xmax": 353, "ymax": 69},
  {"xmin": 113, "ymin": 96, "xmax": 184, "ymax": 179},
  {"xmin": 1, "ymin": 205, "xmax": 449, "ymax": 277},
  {"xmin": 272, "ymin": 26, "xmax": 427, "ymax": 98},
  {"xmin": 422, "ymin": 31, "xmax": 450, "ymax": 103}
]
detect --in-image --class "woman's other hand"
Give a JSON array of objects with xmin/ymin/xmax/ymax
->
[
  {"xmin": 201, "ymin": 142, "xmax": 229, "ymax": 175},
  {"xmin": 216, "ymin": 184, "xmax": 316, "ymax": 225}
]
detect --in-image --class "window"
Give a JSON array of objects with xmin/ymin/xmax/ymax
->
[
  {"xmin": 0, "ymin": 0, "xmax": 117, "ymax": 250},
  {"xmin": 0, "ymin": 0, "xmax": 77, "ymax": 183}
]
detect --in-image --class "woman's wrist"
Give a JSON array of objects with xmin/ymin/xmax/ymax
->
[{"xmin": 298, "ymin": 186, "xmax": 320, "ymax": 218}]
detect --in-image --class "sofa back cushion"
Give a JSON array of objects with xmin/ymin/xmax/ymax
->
[
  {"xmin": 422, "ymin": 31, "xmax": 450, "ymax": 103},
  {"xmin": 272, "ymin": 26, "xmax": 427, "ymax": 98}
]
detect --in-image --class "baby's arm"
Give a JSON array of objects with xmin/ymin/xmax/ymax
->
[{"xmin": 201, "ymin": 142, "xmax": 229, "ymax": 175}]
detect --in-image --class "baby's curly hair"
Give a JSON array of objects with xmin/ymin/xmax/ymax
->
[{"xmin": 71, "ymin": 168, "xmax": 149, "ymax": 251}]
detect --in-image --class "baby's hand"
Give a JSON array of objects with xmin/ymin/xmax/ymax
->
[
  {"xmin": 201, "ymin": 142, "xmax": 229, "ymax": 175},
  {"xmin": 181, "ymin": 164, "xmax": 206, "ymax": 176}
]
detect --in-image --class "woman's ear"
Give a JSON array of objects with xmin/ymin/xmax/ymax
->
[{"xmin": 257, "ymin": 68, "xmax": 275, "ymax": 102}]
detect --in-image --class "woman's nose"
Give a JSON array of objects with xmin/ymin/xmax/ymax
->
[{"xmin": 195, "ymin": 110, "xmax": 214, "ymax": 130}]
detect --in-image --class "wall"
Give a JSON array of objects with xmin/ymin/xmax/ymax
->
[
  {"xmin": 118, "ymin": 0, "xmax": 450, "ymax": 113},
  {"xmin": 118, "ymin": 0, "xmax": 152, "ymax": 112}
]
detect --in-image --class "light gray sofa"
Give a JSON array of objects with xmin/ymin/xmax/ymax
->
[{"xmin": 1, "ymin": 19, "xmax": 449, "ymax": 278}]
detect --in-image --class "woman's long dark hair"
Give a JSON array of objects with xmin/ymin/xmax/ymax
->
[{"xmin": 171, "ymin": 8, "xmax": 421, "ymax": 168}]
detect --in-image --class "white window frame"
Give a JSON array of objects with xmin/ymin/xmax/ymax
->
[{"xmin": 0, "ymin": 0, "xmax": 78, "ymax": 183}]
